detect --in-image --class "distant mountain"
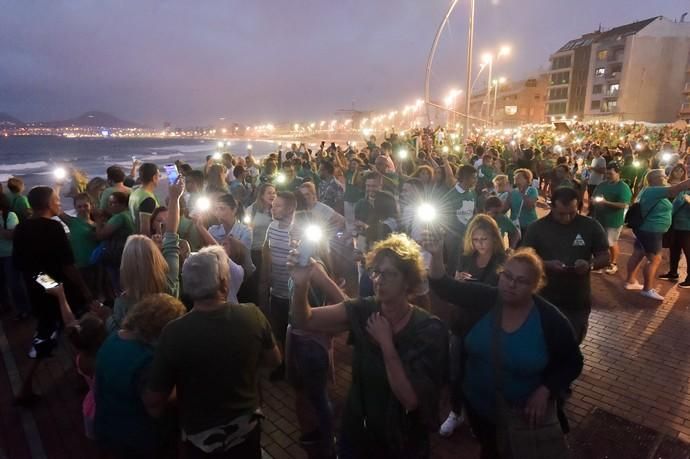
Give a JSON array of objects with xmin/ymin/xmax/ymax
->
[
  {"xmin": 0, "ymin": 113, "xmax": 25, "ymax": 127},
  {"xmin": 35, "ymin": 111, "xmax": 146, "ymax": 129}
]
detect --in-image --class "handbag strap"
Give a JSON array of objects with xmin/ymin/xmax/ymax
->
[
  {"xmin": 638, "ymin": 189, "xmax": 664, "ymax": 222},
  {"xmin": 491, "ymin": 299, "xmax": 507, "ymax": 417}
]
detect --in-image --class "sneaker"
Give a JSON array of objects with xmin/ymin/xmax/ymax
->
[
  {"xmin": 439, "ymin": 411, "xmax": 464, "ymax": 437},
  {"xmin": 624, "ymin": 282, "xmax": 644, "ymax": 291},
  {"xmin": 641, "ymin": 289, "xmax": 664, "ymax": 301},
  {"xmin": 605, "ymin": 264, "xmax": 618, "ymax": 275},
  {"xmin": 678, "ymin": 280, "xmax": 690, "ymax": 289},
  {"xmin": 659, "ymin": 272, "xmax": 679, "ymax": 281},
  {"xmin": 592, "ymin": 267, "xmax": 604, "ymax": 274}
]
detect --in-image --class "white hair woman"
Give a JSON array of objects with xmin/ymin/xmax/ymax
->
[{"xmin": 625, "ymin": 170, "xmax": 690, "ymax": 300}]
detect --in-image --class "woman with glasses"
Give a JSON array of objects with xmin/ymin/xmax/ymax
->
[
  {"xmin": 289, "ymin": 233, "xmax": 447, "ymax": 458},
  {"xmin": 624, "ymin": 169, "xmax": 690, "ymax": 300},
  {"xmin": 422, "ymin": 233, "xmax": 582, "ymax": 459}
]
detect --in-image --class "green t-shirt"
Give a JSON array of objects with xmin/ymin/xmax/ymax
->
[
  {"xmin": 99, "ymin": 186, "xmax": 131, "ymax": 210},
  {"xmin": 148, "ymin": 303, "xmax": 276, "ymax": 435},
  {"xmin": 493, "ymin": 213, "xmax": 519, "ymax": 239},
  {"xmin": 509, "ymin": 187, "xmax": 539, "ymax": 229},
  {"xmin": 672, "ymin": 191, "xmax": 690, "ymax": 231},
  {"xmin": 107, "ymin": 211, "xmax": 136, "ymax": 236},
  {"xmin": 7, "ymin": 191, "xmax": 31, "ymax": 220},
  {"xmin": 445, "ymin": 185, "xmax": 477, "ymax": 235},
  {"xmin": 638, "ymin": 186, "xmax": 673, "ymax": 233},
  {"xmin": 344, "ymin": 170, "xmax": 364, "ymax": 203},
  {"xmin": 478, "ymin": 164, "xmax": 496, "ymax": 184},
  {"xmin": 620, "ymin": 165, "xmax": 644, "ymax": 189},
  {"xmin": 128, "ymin": 187, "xmax": 158, "ymax": 227},
  {"xmin": 178, "ymin": 216, "xmax": 204, "ymax": 252},
  {"xmin": 591, "ymin": 180, "xmax": 632, "ymax": 229},
  {"xmin": 0, "ymin": 212, "xmax": 18, "ymax": 257},
  {"xmin": 67, "ymin": 217, "xmax": 97, "ymax": 268},
  {"xmin": 522, "ymin": 214, "xmax": 608, "ymax": 312}
]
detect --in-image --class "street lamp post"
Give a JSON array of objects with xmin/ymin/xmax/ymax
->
[{"xmin": 463, "ymin": 0, "xmax": 476, "ymax": 138}]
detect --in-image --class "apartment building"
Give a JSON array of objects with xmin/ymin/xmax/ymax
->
[
  {"xmin": 468, "ymin": 75, "xmax": 548, "ymax": 127},
  {"xmin": 547, "ymin": 16, "xmax": 690, "ymax": 123}
]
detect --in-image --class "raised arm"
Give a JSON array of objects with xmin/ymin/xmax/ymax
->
[{"xmin": 289, "ymin": 259, "xmax": 349, "ymax": 335}]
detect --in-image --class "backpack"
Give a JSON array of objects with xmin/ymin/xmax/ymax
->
[{"xmin": 625, "ymin": 192, "xmax": 663, "ymax": 230}]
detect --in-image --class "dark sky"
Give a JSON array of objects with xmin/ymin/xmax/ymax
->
[{"xmin": 0, "ymin": 0, "xmax": 686, "ymax": 126}]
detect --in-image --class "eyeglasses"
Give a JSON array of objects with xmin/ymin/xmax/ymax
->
[
  {"xmin": 499, "ymin": 270, "xmax": 533, "ymax": 287},
  {"xmin": 368, "ymin": 269, "xmax": 401, "ymax": 281}
]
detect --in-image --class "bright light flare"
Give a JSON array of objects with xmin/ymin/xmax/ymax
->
[
  {"xmin": 217, "ymin": 141, "xmax": 224, "ymax": 148},
  {"xmin": 633, "ymin": 160, "xmax": 641, "ymax": 168},
  {"xmin": 662, "ymin": 152, "xmax": 672, "ymax": 162},
  {"xmin": 196, "ymin": 196, "xmax": 211, "ymax": 213},
  {"xmin": 416, "ymin": 203, "xmax": 437, "ymax": 223},
  {"xmin": 53, "ymin": 167, "xmax": 67, "ymax": 181},
  {"xmin": 594, "ymin": 196, "xmax": 604, "ymax": 203},
  {"xmin": 212, "ymin": 152, "xmax": 222, "ymax": 160},
  {"xmin": 275, "ymin": 173, "xmax": 287, "ymax": 184},
  {"xmin": 304, "ymin": 224, "xmax": 323, "ymax": 243},
  {"xmin": 398, "ymin": 149, "xmax": 408, "ymax": 159},
  {"xmin": 247, "ymin": 144, "xmax": 253, "ymax": 150},
  {"xmin": 243, "ymin": 215, "xmax": 252, "ymax": 225}
]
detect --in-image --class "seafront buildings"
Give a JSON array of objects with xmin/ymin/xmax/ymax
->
[{"xmin": 545, "ymin": 16, "xmax": 690, "ymax": 123}]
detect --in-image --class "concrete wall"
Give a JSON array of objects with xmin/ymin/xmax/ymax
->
[{"xmin": 618, "ymin": 33, "xmax": 690, "ymax": 122}]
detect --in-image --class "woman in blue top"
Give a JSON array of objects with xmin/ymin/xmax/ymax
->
[
  {"xmin": 509, "ymin": 168, "xmax": 539, "ymax": 231},
  {"xmin": 424, "ymin": 234, "xmax": 582, "ymax": 459},
  {"xmin": 95, "ymin": 293, "xmax": 186, "ymax": 457},
  {"xmin": 663, "ymin": 189, "xmax": 690, "ymax": 288},
  {"xmin": 625, "ymin": 170, "xmax": 690, "ymax": 301}
]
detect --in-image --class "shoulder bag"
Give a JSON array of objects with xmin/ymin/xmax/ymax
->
[{"xmin": 625, "ymin": 190, "xmax": 663, "ymax": 230}]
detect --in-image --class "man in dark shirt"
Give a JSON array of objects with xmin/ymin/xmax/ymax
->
[
  {"xmin": 12, "ymin": 186, "xmax": 93, "ymax": 403},
  {"xmin": 521, "ymin": 187, "xmax": 609, "ymax": 343}
]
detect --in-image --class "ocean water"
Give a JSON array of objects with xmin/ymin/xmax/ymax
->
[{"xmin": 0, "ymin": 136, "xmax": 279, "ymax": 187}]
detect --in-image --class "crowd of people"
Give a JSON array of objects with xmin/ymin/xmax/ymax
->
[{"xmin": 0, "ymin": 120, "xmax": 689, "ymax": 458}]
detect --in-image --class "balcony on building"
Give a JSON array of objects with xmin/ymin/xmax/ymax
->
[
  {"xmin": 680, "ymin": 103, "xmax": 690, "ymax": 115},
  {"xmin": 683, "ymin": 82, "xmax": 690, "ymax": 94}
]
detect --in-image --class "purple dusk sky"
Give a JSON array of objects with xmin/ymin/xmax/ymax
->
[{"xmin": 0, "ymin": 0, "xmax": 686, "ymax": 126}]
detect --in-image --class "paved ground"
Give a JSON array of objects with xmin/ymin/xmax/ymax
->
[{"xmin": 0, "ymin": 226, "xmax": 689, "ymax": 458}]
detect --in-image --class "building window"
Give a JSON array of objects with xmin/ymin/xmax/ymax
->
[
  {"xmin": 602, "ymin": 100, "xmax": 617, "ymax": 112},
  {"xmin": 547, "ymin": 102, "xmax": 567, "ymax": 115},
  {"xmin": 548, "ymin": 87, "xmax": 568, "ymax": 100},
  {"xmin": 597, "ymin": 50, "xmax": 608, "ymax": 61},
  {"xmin": 595, "ymin": 67, "xmax": 606, "ymax": 77},
  {"xmin": 550, "ymin": 71, "xmax": 570, "ymax": 85},
  {"xmin": 608, "ymin": 84, "xmax": 620, "ymax": 96},
  {"xmin": 591, "ymin": 100, "xmax": 601, "ymax": 110},
  {"xmin": 592, "ymin": 84, "xmax": 602, "ymax": 94},
  {"xmin": 609, "ymin": 63, "xmax": 622, "ymax": 78},
  {"xmin": 551, "ymin": 55, "xmax": 572, "ymax": 70}
]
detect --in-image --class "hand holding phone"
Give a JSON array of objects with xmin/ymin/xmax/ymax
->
[
  {"xmin": 35, "ymin": 273, "xmax": 59, "ymax": 290},
  {"xmin": 164, "ymin": 163, "xmax": 179, "ymax": 185}
]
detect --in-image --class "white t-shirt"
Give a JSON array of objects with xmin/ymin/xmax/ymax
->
[
  {"xmin": 226, "ymin": 257, "xmax": 245, "ymax": 305},
  {"xmin": 588, "ymin": 156, "xmax": 607, "ymax": 185}
]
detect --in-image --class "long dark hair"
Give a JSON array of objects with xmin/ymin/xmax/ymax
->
[{"xmin": 217, "ymin": 193, "xmax": 245, "ymax": 222}]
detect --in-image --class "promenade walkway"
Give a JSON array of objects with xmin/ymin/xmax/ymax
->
[{"xmin": 0, "ymin": 227, "xmax": 689, "ymax": 458}]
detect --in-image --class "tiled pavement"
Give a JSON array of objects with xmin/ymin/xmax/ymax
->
[{"xmin": 0, "ymin": 228, "xmax": 689, "ymax": 458}]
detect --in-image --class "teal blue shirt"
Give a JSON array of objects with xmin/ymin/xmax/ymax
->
[
  {"xmin": 463, "ymin": 307, "xmax": 548, "ymax": 422},
  {"xmin": 94, "ymin": 333, "xmax": 157, "ymax": 452},
  {"xmin": 509, "ymin": 187, "xmax": 539, "ymax": 229},
  {"xmin": 672, "ymin": 191, "xmax": 690, "ymax": 231},
  {"xmin": 638, "ymin": 187, "xmax": 673, "ymax": 233}
]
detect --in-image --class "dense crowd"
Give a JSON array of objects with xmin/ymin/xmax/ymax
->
[{"xmin": 0, "ymin": 120, "xmax": 689, "ymax": 459}]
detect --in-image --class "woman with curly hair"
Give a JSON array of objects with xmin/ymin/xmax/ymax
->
[
  {"xmin": 94, "ymin": 293, "xmax": 187, "ymax": 458},
  {"xmin": 289, "ymin": 233, "xmax": 448, "ymax": 458}
]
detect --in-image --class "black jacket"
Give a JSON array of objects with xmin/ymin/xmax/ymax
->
[{"xmin": 428, "ymin": 274, "xmax": 583, "ymax": 399}]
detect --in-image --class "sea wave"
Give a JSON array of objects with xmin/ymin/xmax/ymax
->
[
  {"xmin": 149, "ymin": 145, "xmax": 214, "ymax": 154},
  {"xmin": 0, "ymin": 161, "xmax": 50, "ymax": 172},
  {"xmin": 136, "ymin": 152, "xmax": 185, "ymax": 161}
]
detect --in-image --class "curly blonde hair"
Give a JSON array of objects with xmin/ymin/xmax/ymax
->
[
  {"xmin": 365, "ymin": 233, "xmax": 426, "ymax": 294},
  {"xmin": 122, "ymin": 293, "xmax": 186, "ymax": 345}
]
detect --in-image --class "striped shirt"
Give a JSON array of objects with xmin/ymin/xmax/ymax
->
[{"xmin": 266, "ymin": 221, "xmax": 291, "ymax": 299}]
